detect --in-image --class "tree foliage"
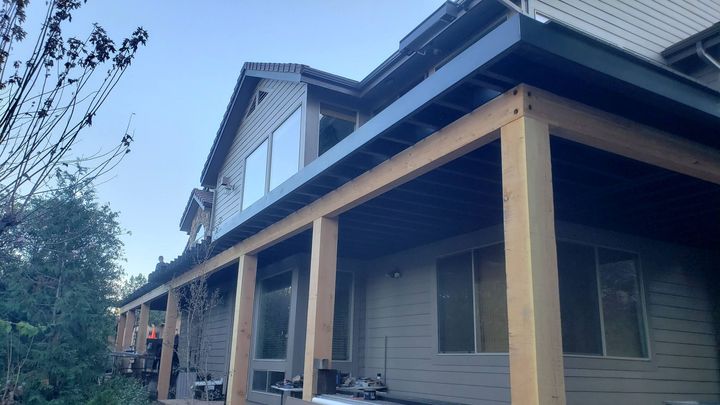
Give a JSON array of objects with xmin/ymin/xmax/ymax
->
[
  {"xmin": 118, "ymin": 273, "xmax": 146, "ymax": 302},
  {"xmin": 0, "ymin": 0, "xmax": 148, "ymax": 234},
  {"xmin": 85, "ymin": 376, "xmax": 150, "ymax": 405},
  {"xmin": 0, "ymin": 174, "xmax": 126, "ymax": 404}
]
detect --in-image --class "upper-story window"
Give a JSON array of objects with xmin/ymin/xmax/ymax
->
[
  {"xmin": 241, "ymin": 107, "xmax": 302, "ymax": 210},
  {"xmin": 242, "ymin": 140, "xmax": 269, "ymax": 210},
  {"xmin": 319, "ymin": 105, "xmax": 356, "ymax": 155},
  {"xmin": 269, "ymin": 108, "xmax": 302, "ymax": 189},
  {"xmin": 194, "ymin": 224, "xmax": 205, "ymax": 244}
]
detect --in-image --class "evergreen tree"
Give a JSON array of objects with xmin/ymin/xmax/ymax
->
[
  {"xmin": 0, "ymin": 173, "xmax": 125, "ymax": 404},
  {"xmin": 118, "ymin": 273, "xmax": 147, "ymax": 302}
]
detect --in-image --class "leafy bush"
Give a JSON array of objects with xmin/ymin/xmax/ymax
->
[{"xmin": 86, "ymin": 377, "xmax": 150, "ymax": 405}]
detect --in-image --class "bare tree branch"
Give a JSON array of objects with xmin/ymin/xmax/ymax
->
[{"xmin": 0, "ymin": 0, "xmax": 148, "ymax": 235}]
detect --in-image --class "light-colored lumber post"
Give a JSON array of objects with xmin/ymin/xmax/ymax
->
[
  {"xmin": 136, "ymin": 303, "xmax": 150, "ymax": 354},
  {"xmin": 122, "ymin": 309, "xmax": 136, "ymax": 351},
  {"xmin": 501, "ymin": 116, "xmax": 566, "ymax": 405},
  {"xmin": 226, "ymin": 255, "xmax": 258, "ymax": 405},
  {"xmin": 115, "ymin": 313, "xmax": 126, "ymax": 352},
  {"xmin": 303, "ymin": 217, "xmax": 339, "ymax": 401},
  {"xmin": 157, "ymin": 291, "xmax": 179, "ymax": 400}
]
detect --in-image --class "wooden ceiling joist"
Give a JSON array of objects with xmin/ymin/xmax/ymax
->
[{"xmin": 523, "ymin": 85, "xmax": 720, "ymax": 185}]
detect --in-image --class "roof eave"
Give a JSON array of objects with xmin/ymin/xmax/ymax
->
[{"xmin": 212, "ymin": 14, "xmax": 720, "ymax": 245}]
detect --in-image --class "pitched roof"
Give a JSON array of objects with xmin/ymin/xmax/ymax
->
[
  {"xmin": 198, "ymin": 2, "xmax": 477, "ymax": 188},
  {"xmin": 179, "ymin": 188, "xmax": 214, "ymax": 233},
  {"xmin": 194, "ymin": 189, "xmax": 214, "ymax": 207},
  {"xmin": 198, "ymin": 62, "xmax": 362, "ymax": 188}
]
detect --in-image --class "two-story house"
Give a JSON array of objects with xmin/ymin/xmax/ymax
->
[{"xmin": 118, "ymin": 1, "xmax": 720, "ymax": 404}]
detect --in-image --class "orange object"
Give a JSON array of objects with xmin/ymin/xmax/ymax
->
[{"xmin": 148, "ymin": 325, "xmax": 157, "ymax": 339}]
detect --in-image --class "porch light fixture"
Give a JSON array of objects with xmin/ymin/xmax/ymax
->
[{"xmin": 386, "ymin": 268, "xmax": 402, "ymax": 279}]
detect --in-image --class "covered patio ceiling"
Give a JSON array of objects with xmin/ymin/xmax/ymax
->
[{"xmin": 259, "ymin": 137, "xmax": 720, "ymax": 265}]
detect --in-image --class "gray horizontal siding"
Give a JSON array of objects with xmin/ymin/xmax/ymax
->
[
  {"xmin": 213, "ymin": 79, "xmax": 306, "ymax": 231},
  {"xmin": 359, "ymin": 223, "xmax": 719, "ymax": 405},
  {"xmin": 531, "ymin": 0, "xmax": 720, "ymax": 62},
  {"xmin": 361, "ymin": 227, "xmax": 511, "ymax": 405},
  {"xmin": 176, "ymin": 274, "xmax": 236, "ymax": 399}
]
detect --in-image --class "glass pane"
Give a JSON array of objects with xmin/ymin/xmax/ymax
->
[
  {"xmin": 437, "ymin": 252, "xmax": 474, "ymax": 353},
  {"xmin": 255, "ymin": 272, "xmax": 292, "ymax": 359},
  {"xmin": 557, "ymin": 242, "xmax": 603, "ymax": 355},
  {"xmin": 333, "ymin": 272, "xmax": 353, "ymax": 361},
  {"xmin": 252, "ymin": 370, "xmax": 268, "ymax": 392},
  {"xmin": 319, "ymin": 111, "xmax": 355, "ymax": 155},
  {"xmin": 270, "ymin": 108, "xmax": 302, "ymax": 190},
  {"xmin": 242, "ymin": 140, "xmax": 268, "ymax": 210},
  {"xmin": 598, "ymin": 248, "xmax": 646, "ymax": 357},
  {"xmin": 269, "ymin": 371, "xmax": 285, "ymax": 389},
  {"xmin": 473, "ymin": 244, "xmax": 508, "ymax": 352}
]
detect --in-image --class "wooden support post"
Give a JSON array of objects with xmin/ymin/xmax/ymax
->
[
  {"xmin": 115, "ymin": 313, "xmax": 126, "ymax": 352},
  {"xmin": 157, "ymin": 292, "xmax": 178, "ymax": 400},
  {"xmin": 501, "ymin": 116, "xmax": 566, "ymax": 405},
  {"xmin": 226, "ymin": 255, "xmax": 258, "ymax": 405},
  {"xmin": 122, "ymin": 309, "xmax": 136, "ymax": 351},
  {"xmin": 136, "ymin": 303, "xmax": 150, "ymax": 354},
  {"xmin": 303, "ymin": 217, "xmax": 339, "ymax": 401}
]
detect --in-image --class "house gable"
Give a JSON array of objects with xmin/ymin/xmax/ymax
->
[{"xmin": 212, "ymin": 78, "xmax": 307, "ymax": 234}]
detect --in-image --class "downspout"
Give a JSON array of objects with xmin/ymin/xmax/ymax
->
[{"xmin": 696, "ymin": 40, "xmax": 720, "ymax": 71}]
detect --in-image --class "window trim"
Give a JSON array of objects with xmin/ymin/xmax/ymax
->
[{"xmin": 433, "ymin": 238, "xmax": 652, "ymax": 360}]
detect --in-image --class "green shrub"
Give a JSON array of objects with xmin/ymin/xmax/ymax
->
[{"xmin": 85, "ymin": 376, "xmax": 150, "ymax": 405}]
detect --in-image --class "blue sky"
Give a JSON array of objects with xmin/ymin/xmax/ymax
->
[{"xmin": 25, "ymin": 1, "xmax": 446, "ymax": 279}]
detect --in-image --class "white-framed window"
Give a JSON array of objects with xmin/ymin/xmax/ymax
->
[
  {"xmin": 436, "ymin": 243, "xmax": 508, "ymax": 353},
  {"xmin": 269, "ymin": 108, "xmax": 302, "ymax": 189},
  {"xmin": 241, "ymin": 139, "xmax": 269, "ymax": 210},
  {"xmin": 241, "ymin": 107, "xmax": 302, "ymax": 210},
  {"xmin": 436, "ymin": 241, "xmax": 648, "ymax": 358}
]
